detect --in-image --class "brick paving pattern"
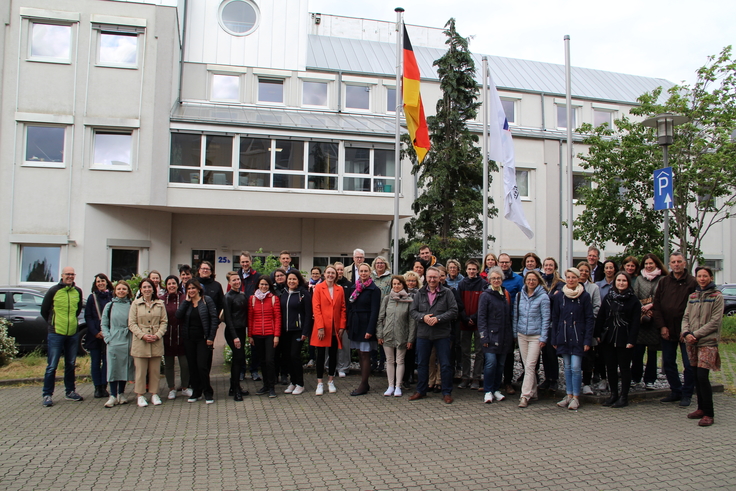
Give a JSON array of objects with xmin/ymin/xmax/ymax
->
[{"xmin": 0, "ymin": 367, "xmax": 734, "ymax": 490}]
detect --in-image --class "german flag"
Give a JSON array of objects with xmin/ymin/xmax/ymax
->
[{"xmin": 403, "ymin": 25, "xmax": 430, "ymax": 163}]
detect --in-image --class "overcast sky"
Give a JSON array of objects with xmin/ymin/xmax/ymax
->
[{"xmin": 309, "ymin": 0, "xmax": 734, "ymax": 86}]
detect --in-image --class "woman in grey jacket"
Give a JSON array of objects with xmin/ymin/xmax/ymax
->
[
  {"xmin": 100, "ymin": 281, "xmax": 135, "ymax": 407},
  {"xmin": 377, "ymin": 276, "xmax": 417, "ymax": 397},
  {"xmin": 513, "ymin": 271, "xmax": 550, "ymax": 408}
]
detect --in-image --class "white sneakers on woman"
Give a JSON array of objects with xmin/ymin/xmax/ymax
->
[
  {"xmin": 104, "ymin": 396, "xmax": 117, "ymax": 408},
  {"xmin": 328, "ymin": 381, "xmax": 337, "ymax": 393},
  {"xmin": 285, "ymin": 384, "xmax": 296, "ymax": 394},
  {"xmin": 137, "ymin": 396, "xmax": 148, "ymax": 407},
  {"xmin": 384, "ymin": 386, "xmax": 395, "ymax": 397},
  {"xmin": 393, "ymin": 387, "xmax": 402, "ymax": 397},
  {"xmin": 315, "ymin": 383, "xmax": 324, "ymax": 396},
  {"xmin": 151, "ymin": 394, "xmax": 162, "ymax": 406},
  {"xmin": 292, "ymin": 385, "xmax": 305, "ymax": 395},
  {"xmin": 168, "ymin": 390, "xmax": 177, "ymax": 400},
  {"xmin": 117, "ymin": 394, "xmax": 127, "ymax": 405}
]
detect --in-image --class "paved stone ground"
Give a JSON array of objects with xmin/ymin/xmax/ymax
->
[{"xmin": 1, "ymin": 366, "xmax": 734, "ymax": 491}]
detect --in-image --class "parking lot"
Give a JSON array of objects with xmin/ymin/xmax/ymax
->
[{"xmin": 0, "ymin": 366, "xmax": 734, "ymax": 491}]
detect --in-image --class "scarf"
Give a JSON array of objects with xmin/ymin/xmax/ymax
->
[
  {"xmin": 562, "ymin": 284, "xmax": 584, "ymax": 299},
  {"xmin": 502, "ymin": 268, "xmax": 514, "ymax": 281},
  {"xmin": 254, "ymin": 289, "xmax": 268, "ymax": 301},
  {"xmin": 349, "ymin": 277, "xmax": 373, "ymax": 303},
  {"xmin": 541, "ymin": 272, "xmax": 554, "ymax": 284},
  {"xmin": 389, "ymin": 289, "xmax": 414, "ymax": 303},
  {"xmin": 640, "ymin": 268, "xmax": 662, "ymax": 281},
  {"xmin": 309, "ymin": 277, "xmax": 322, "ymax": 287}
]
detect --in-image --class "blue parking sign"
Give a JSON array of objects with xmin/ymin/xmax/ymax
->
[{"xmin": 654, "ymin": 167, "xmax": 673, "ymax": 210}]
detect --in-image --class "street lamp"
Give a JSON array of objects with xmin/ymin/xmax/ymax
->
[{"xmin": 642, "ymin": 113, "xmax": 689, "ymax": 261}]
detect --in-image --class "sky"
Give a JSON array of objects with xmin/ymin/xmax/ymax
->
[{"xmin": 308, "ymin": 0, "xmax": 735, "ymax": 86}]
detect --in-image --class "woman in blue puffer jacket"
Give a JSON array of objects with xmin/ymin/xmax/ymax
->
[
  {"xmin": 549, "ymin": 267, "xmax": 595, "ymax": 410},
  {"xmin": 513, "ymin": 270, "xmax": 550, "ymax": 408}
]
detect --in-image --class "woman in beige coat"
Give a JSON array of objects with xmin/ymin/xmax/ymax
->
[{"xmin": 129, "ymin": 278, "xmax": 168, "ymax": 407}]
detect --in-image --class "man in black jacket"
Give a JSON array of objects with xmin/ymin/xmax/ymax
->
[{"xmin": 587, "ymin": 246, "xmax": 605, "ymax": 283}]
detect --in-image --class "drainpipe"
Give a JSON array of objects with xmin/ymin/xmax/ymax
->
[{"xmin": 177, "ymin": 0, "xmax": 188, "ymax": 104}]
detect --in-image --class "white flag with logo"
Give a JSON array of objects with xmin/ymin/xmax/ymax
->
[{"xmin": 487, "ymin": 71, "xmax": 534, "ymax": 239}]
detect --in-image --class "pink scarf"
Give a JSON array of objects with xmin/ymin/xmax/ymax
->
[
  {"xmin": 349, "ymin": 277, "xmax": 373, "ymax": 303},
  {"xmin": 641, "ymin": 268, "xmax": 662, "ymax": 281}
]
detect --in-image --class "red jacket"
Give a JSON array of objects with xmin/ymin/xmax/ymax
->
[
  {"xmin": 458, "ymin": 276, "xmax": 487, "ymax": 331},
  {"xmin": 248, "ymin": 293, "xmax": 282, "ymax": 337}
]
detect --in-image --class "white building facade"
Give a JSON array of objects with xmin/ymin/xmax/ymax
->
[{"xmin": 1, "ymin": 0, "xmax": 732, "ymax": 292}]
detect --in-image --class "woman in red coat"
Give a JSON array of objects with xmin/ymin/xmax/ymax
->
[
  {"xmin": 310, "ymin": 265, "xmax": 347, "ymax": 396},
  {"xmin": 248, "ymin": 275, "xmax": 281, "ymax": 398}
]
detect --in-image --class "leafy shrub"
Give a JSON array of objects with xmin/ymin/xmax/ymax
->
[
  {"xmin": 722, "ymin": 316, "xmax": 736, "ymax": 343},
  {"xmin": 0, "ymin": 318, "xmax": 19, "ymax": 366}
]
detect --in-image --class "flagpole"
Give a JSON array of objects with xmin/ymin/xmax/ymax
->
[
  {"xmin": 564, "ymin": 34, "xmax": 574, "ymax": 269},
  {"xmin": 392, "ymin": 7, "xmax": 404, "ymax": 275},
  {"xmin": 481, "ymin": 56, "xmax": 489, "ymax": 258}
]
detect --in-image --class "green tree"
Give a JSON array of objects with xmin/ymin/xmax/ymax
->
[
  {"xmin": 402, "ymin": 18, "xmax": 497, "ymax": 265},
  {"xmin": 574, "ymin": 46, "xmax": 736, "ymax": 268}
]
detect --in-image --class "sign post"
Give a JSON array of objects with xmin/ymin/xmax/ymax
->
[{"xmin": 654, "ymin": 163, "xmax": 674, "ymax": 260}]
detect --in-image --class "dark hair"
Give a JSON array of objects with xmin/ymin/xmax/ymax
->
[
  {"xmin": 601, "ymin": 259, "xmax": 618, "ymax": 274},
  {"xmin": 419, "ymin": 245, "xmax": 431, "ymax": 252},
  {"xmin": 279, "ymin": 250, "xmax": 290, "ymax": 257},
  {"xmin": 273, "ymin": 268, "xmax": 287, "ymax": 282},
  {"xmin": 240, "ymin": 251, "xmax": 252, "ymax": 260},
  {"xmin": 621, "ymin": 256, "xmax": 641, "ymax": 276},
  {"xmin": 178, "ymin": 264, "xmax": 192, "ymax": 274},
  {"xmin": 465, "ymin": 259, "xmax": 480, "ymax": 269},
  {"xmin": 390, "ymin": 275, "xmax": 408, "ymax": 290},
  {"xmin": 92, "ymin": 273, "xmax": 113, "ymax": 292},
  {"xmin": 694, "ymin": 266, "xmax": 714, "ymax": 278},
  {"xmin": 114, "ymin": 280, "xmax": 133, "ymax": 299},
  {"xmin": 522, "ymin": 252, "xmax": 542, "ymax": 269},
  {"xmin": 138, "ymin": 278, "xmax": 158, "ymax": 298},
  {"xmin": 186, "ymin": 279, "xmax": 204, "ymax": 296},
  {"xmin": 198, "ymin": 260, "xmax": 216, "ymax": 279},
  {"xmin": 310, "ymin": 266, "xmax": 323, "ymax": 274},
  {"xmin": 257, "ymin": 274, "xmax": 275, "ymax": 293},
  {"xmin": 286, "ymin": 270, "xmax": 308, "ymax": 290},
  {"xmin": 164, "ymin": 275, "xmax": 180, "ymax": 288},
  {"xmin": 613, "ymin": 271, "xmax": 632, "ymax": 292},
  {"xmin": 412, "ymin": 260, "xmax": 425, "ymax": 275},
  {"xmin": 641, "ymin": 253, "xmax": 669, "ymax": 276}
]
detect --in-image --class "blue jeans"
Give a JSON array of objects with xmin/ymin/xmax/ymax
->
[
  {"xmin": 661, "ymin": 338, "xmax": 694, "ymax": 398},
  {"xmin": 416, "ymin": 337, "xmax": 453, "ymax": 396},
  {"xmin": 89, "ymin": 348, "xmax": 107, "ymax": 387},
  {"xmin": 561, "ymin": 354, "xmax": 582, "ymax": 396},
  {"xmin": 482, "ymin": 352, "xmax": 507, "ymax": 393},
  {"xmin": 43, "ymin": 332, "xmax": 79, "ymax": 397}
]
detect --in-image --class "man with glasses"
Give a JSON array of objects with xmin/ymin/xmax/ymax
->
[
  {"xmin": 345, "ymin": 248, "xmax": 365, "ymax": 282},
  {"xmin": 587, "ymin": 246, "xmax": 605, "ymax": 283},
  {"xmin": 40, "ymin": 267, "xmax": 84, "ymax": 407}
]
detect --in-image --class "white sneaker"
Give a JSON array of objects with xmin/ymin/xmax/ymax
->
[
  {"xmin": 104, "ymin": 396, "xmax": 117, "ymax": 408},
  {"xmin": 137, "ymin": 396, "xmax": 148, "ymax": 407},
  {"xmin": 306, "ymin": 359, "xmax": 315, "ymax": 368},
  {"xmin": 338, "ymin": 371, "xmax": 347, "ymax": 378},
  {"xmin": 557, "ymin": 395, "xmax": 572, "ymax": 407},
  {"xmin": 117, "ymin": 394, "xmax": 127, "ymax": 405},
  {"xmin": 328, "ymin": 381, "xmax": 337, "ymax": 393},
  {"xmin": 484, "ymin": 392, "xmax": 493, "ymax": 404},
  {"xmin": 205, "ymin": 399, "xmax": 214, "ymax": 404},
  {"xmin": 582, "ymin": 385, "xmax": 594, "ymax": 395},
  {"xmin": 493, "ymin": 390, "xmax": 505, "ymax": 402},
  {"xmin": 596, "ymin": 380, "xmax": 609, "ymax": 392},
  {"xmin": 183, "ymin": 388, "xmax": 193, "ymax": 397},
  {"xmin": 284, "ymin": 384, "xmax": 296, "ymax": 394},
  {"xmin": 393, "ymin": 387, "xmax": 403, "ymax": 397},
  {"xmin": 168, "ymin": 390, "xmax": 177, "ymax": 400},
  {"xmin": 383, "ymin": 386, "xmax": 395, "ymax": 397},
  {"xmin": 151, "ymin": 394, "xmax": 162, "ymax": 406},
  {"xmin": 315, "ymin": 383, "xmax": 324, "ymax": 396},
  {"xmin": 292, "ymin": 385, "xmax": 305, "ymax": 395},
  {"xmin": 568, "ymin": 397, "xmax": 580, "ymax": 410}
]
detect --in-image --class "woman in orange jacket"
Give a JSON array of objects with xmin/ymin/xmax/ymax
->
[
  {"xmin": 310, "ymin": 265, "xmax": 347, "ymax": 396},
  {"xmin": 248, "ymin": 275, "xmax": 281, "ymax": 398}
]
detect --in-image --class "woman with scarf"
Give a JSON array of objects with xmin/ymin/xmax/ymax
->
[
  {"xmin": 521, "ymin": 252, "xmax": 542, "ymax": 277},
  {"xmin": 84, "ymin": 273, "xmax": 114, "ymax": 399},
  {"xmin": 311, "ymin": 265, "xmax": 346, "ymax": 395},
  {"xmin": 371, "ymin": 256, "xmax": 392, "ymax": 296},
  {"xmin": 446, "ymin": 260, "xmax": 464, "ymax": 290},
  {"xmin": 308, "ymin": 267, "xmax": 323, "ymax": 293},
  {"xmin": 347, "ymin": 263, "xmax": 381, "ymax": 396},
  {"xmin": 478, "ymin": 267, "xmax": 513, "ymax": 404},
  {"xmin": 100, "ymin": 280, "xmax": 135, "ymax": 407},
  {"xmin": 681, "ymin": 266, "xmax": 723, "ymax": 427},
  {"xmin": 402, "ymin": 271, "xmax": 423, "ymax": 386},
  {"xmin": 196, "ymin": 261, "xmax": 224, "ymax": 315},
  {"xmin": 549, "ymin": 267, "xmax": 595, "ymax": 410},
  {"xmin": 513, "ymin": 270, "xmax": 551, "ymax": 408},
  {"xmin": 376, "ymin": 275, "xmax": 416, "ymax": 397},
  {"xmin": 539, "ymin": 257, "xmax": 564, "ymax": 392},
  {"xmin": 280, "ymin": 271, "xmax": 312, "ymax": 395},
  {"xmin": 595, "ymin": 271, "xmax": 641, "ymax": 408},
  {"xmin": 248, "ymin": 276, "xmax": 281, "ymax": 398},
  {"xmin": 162, "ymin": 275, "xmax": 190, "ymax": 400},
  {"xmin": 631, "ymin": 253, "xmax": 668, "ymax": 390}
]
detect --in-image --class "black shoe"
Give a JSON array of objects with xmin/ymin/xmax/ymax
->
[
  {"xmin": 539, "ymin": 379, "xmax": 551, "ymax": 391},
  {"xmin": 251, "ymin": 372, "xmax": 262, "ymax": 382},
  {"xmin": 255, "ymin": 386, "xmax": 269, "ymax": 396},
  {"xmin": 279, "ymin": 375, "xmax": 289, "ymax": 385},
  {"xmin": 268, "ymin": 389, "xmax": 277, "ymax": 398},
  {"xmin": 660, "ymin": 393, "xmax": 682, "ymax": 403},
  {"xmin": 679, "ymin": 396, "xmax": 692, "ymax": 407},
  {"xmin": 432, "ymin": 386, "xmax": 442, "ymax": 394},
  {"xmin": 228, "ymin": 387, "xmax": 234, "ymax": 396},
  {"xmin": 241, "ymin": 389, "xmax": 250, "ymax": 396},
  {"xmin": 612, "ymin": 396, "xmax": 629, "ymax": 408},
  {"xmin": 549, "ymin": 381, "xmax": 558, "ymax": 392},
  {"xmin": 234, "ymin": 391, "xmax": 243, "ymax": 402},
  {"xmin": 93, "ymin": 386, "xmax": 106, "ymax": 399},
  {"xmin": 602, "ymin": 395, "xmax": 618, "ymax": 407}
]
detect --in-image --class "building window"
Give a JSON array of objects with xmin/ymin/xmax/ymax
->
[
  {"xmin": 97, "ymin": 31, "xmax": 139, "ymax": 67},
  {"xmin": 593, "ymin": 109, "xmax": 613, "ymax": 128},
  {"xmin": 111, "ymin": 249, "xmax": 139, "ymax": 281},
  {"xmin": 211, "ymin": 74, "xmax": 240, "ymax": 101},
  {"xmin": 303, "ymin": 81, "xmax": 328, "ymax": 106},
  {"xmin": 218, "ymin": 0, "xmax": 260, "ymax": 36},
  {"xmin": 387, "ymin": 87, "xmax": 396, "ymax": 113},
  {"xmin": 25, "ymin": 125, "xmax": 65, "ymax": 167},
  {"xmin": 272, "ymin": 139, "xmax": 305, "ymax": 189},
  {"xmin": 258, "ymin": 79, "xmax": 283, "ymax": 103},
  {"xmin": 92, "ymin": 130, "xmax": 133, "ymax": 170},
  {"xmin": 501, "ymin": 99, "xmax": 516, "ymax": 124},
  {"xmin": 573, "ymin": 173, "xmax": 590, "ymax": 201},
  {"xmin": 557, "ymin": 105, "xmax": 577, "ymax": 129},
  {"xmin": 307, "ymin": 142, "xmax": 338, "ymax": 190},
  {"xmin": 203, "ymin": 135, "xmax": 233, "ymax": 185},
  {"xmin": 516, "ymin": 169, "xmax": 529, "ymax": 199},
  {"xmin": 345, "ymin": 84, "xmax": 370, "ymax": 110},
  {"xmin": 30, "ymin": 23, "xmax": 72, "ymax": 62},
  {"xmin": 344, "ymin": 146, "xmax": 395, "ymax": 193},
  {"xmin": 20, "ymin": 246, "xmax": 61, "ymax": 283}
]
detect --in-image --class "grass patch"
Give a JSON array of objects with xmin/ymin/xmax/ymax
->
[
  {"xmin": 711, "ymin": 341, "xmax": 736, "ymax": 392},
  {"xmin": 722, "ymin": 317, "xmax": 736, "ymax": 343},
  {"xmin": 0, "ymin": 350, "xmax": 91, "ymax": 382}
]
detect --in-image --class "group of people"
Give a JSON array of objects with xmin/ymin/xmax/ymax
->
[{"xmin": 40, "ymin": 246, "xmax": 723, "ymax": 426}]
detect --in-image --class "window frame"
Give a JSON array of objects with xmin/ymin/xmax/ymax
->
[
  {"xmin": 22, "ymin": 123, "xmax": 69, "ymax": 168},
  {"xmin": 218, "ymin": 0, "xmax": 260, "ymax": 37},
  {"xmin": 19, "ymin": 245, "xmax": 62, "ymax": 285},
  {"xmin": 93, "ymin": 24, "xmax": 144, "ymax": 69},
  {"xmin": 90, "ymin": 128, "xmax": 135, "ymax": 171},
  {"xmin": 343, "ymin": 144, "xmax": 396, "ymax": 194},
  {"xmin": 257, "ymin": 77, "xmax": 285, "ymax": 105},
  {"xmin": 301, "ymin": 80, "xmax": 329, "ymax": 108},
  {"xmin": 27, "ymin": 21, "xmax": 74, "ymax": 64},
  {"xmin": 515, "ymin": 168, "xmax": 531, "ymax": 200},
  {"xmin": 210, "ymin": 72, "xmax": 242, "ymax": 102},
  {"xmin": 344, "ymin": 83, "xmax": 372, "ymax": 111},
  {"xmin": 556, "ymin": 104, "xmax": 580, "ymax": 130},
  {"xmin": 110, "ymin": 247, "xmax": 140, "ymax": 281}
]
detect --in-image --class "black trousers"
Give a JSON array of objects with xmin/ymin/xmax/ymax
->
[
  {"xmin": 225, "ymin": 328, "xmax": 246, "ymax": 389},
  {"xmin": 253, "ymin": 335, "xmax": 276, "ymax": 389},
  {"xmin": 186, "ymin": 337, "xmax": 214, "ymax": 399},
  {"xmin": 541, "ymin": 342, "xmax": 559, "ymax": 382},
  {"xmin": 695, "ymin": 367, "xmax": 714, "ymax": 417},
  {"xmin": 283, "ymin": 331, "xmax": 305, "ymax": 387},
  {"xmin": 316, "ymin": 335, "xmax": 338, "ymax": 379},
  {"xmin": 603, "ymin": 344, "xmax": 633, "ymax": 396}
]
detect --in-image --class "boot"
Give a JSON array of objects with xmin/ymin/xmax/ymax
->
[
  {"xmin": 94, "ymin": 385, "xmax": 105, "ymax": 399},
  {"xmin": 351, "ymin": 352, "xmax": 371, "ymax": 396},
  {"xmin": 602, "ymin": 391, "xmax": 619, "ymax": 407},
  {"xmin": 612, "ymin": 389, "xmax": 629, "ymax": 408},
  {"xmin": 233, "ymin": 387, "xmax": 243, "ymax": 402}
]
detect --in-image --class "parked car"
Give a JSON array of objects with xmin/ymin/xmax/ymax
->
[
  {"xmin": 0, "ymin": 286, "xmax": 87, "ymax": 354},
  {"xmin": 717, "ymin": 284, "xmax": 736, "ymax": 317}
]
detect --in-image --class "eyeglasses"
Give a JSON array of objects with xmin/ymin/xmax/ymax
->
[
  {"xmin": 199, "ymin": 267, "xmax": 211, "ymax": 272},
  {"xmin": 63, "ymin": 273, "xmax": 76, "ymax": 277}
]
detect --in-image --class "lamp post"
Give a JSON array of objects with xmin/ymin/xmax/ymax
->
[{"xmin": 642, "ymin": 113, "xmax": 689, "ymax": 261}]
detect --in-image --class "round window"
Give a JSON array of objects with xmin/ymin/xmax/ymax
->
[{"xmin": 218, "ymin": 0, "xmax": 260, "ymax": 36}]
